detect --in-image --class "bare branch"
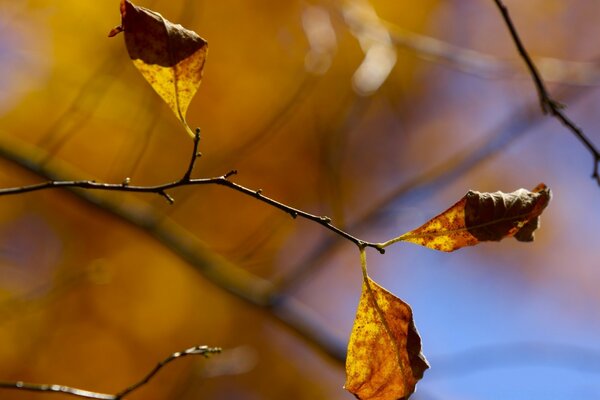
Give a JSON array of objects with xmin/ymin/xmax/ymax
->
[
  {"xmin": 0, "ymin": 346, "xmax": 220, "ymax": 400},
  {"xmin": 214, "ymin": 175, "xmax": 383, "ymax": 253},
  {"xmin": 276, "ymin": 84, "xmax": 592, "ymax": 294},
  {"xmin": 0, "ymin": 139, "xmax": 384, "ymax": 253},
  {"xmin": 0, "ymin": 134, "xmax": 348, "ymax": 362},
  {"xmin": 182, "ymin": 128, "xmax": 202, "ymax": 182},
  {"xmin": 115, "ymin": 346, "xmax": 221, "ymax": 398},
  {"xmin": 492, "ymin": 0, "xmax": 600, "ymax": 184},
  {"xmin": 0, "ymin": 382, "xmax": 115, "ymax": 400}
]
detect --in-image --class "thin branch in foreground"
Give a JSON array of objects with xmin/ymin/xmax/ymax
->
[
  {"xmin": 493, "ymin": 0, "xmax": 600, "ymax": 184},
  {"xmin": 182, "ymin": 128, "xmax": 202, "ymax": 182},
  {"xmin": 0, "ymin": 134, "xmax": 347, "ymax": 362},
  {"xmin": 0, "ymin": 170, "xmax": 384, "ymax": 252},
  {"xmin": 115, "ymin": 346, "xmax": 220, "ymax": 398},
  {"xmin": 0, "ymin": 346, "xmax": 221, "ymax": 400},
  {"xmin": 0, "ymin": 132, "xmax": 385, "ymax": 254}
]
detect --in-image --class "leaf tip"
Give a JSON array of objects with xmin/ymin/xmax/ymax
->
[{"xmin": 108, "ymin": 25, "xmax": 124, "ymax": 37}]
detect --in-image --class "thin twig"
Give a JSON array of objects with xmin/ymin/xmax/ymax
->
[
  {"xmin": 213, "ymin": 174, "xmax": 384, "ymax": 253},
  {"xmin": 0, "ymin": 134, "xmax": 384, "ymax": 253},
  {"xmin": 0, "ymin": 133, "xmax": 348, "ymax": 362},
  {"xmin": 0, "ymin": 173, "xmax": 383, "ymax": 252},
  {"xmin": 0, "ymin": 382, "xmax": 115, "ymax": 400},
  {"xmin": 0, "ymin": 346, "xmax": 220, "ymax": 399},
  {"xmin": 492, "ymin": 0, "xmax": 553, "ymax": 114},
  {"xmin": 115, "ymin": 346, "xmax": 221, "ymax": 398},
  {"xmin": 274, "ymin": 101, "xmax": 540, "ymax": 294},
  {"xmin": 493, "ymin": 0, "xmax": 600, "ymax": 184},
  {"xmin": 182, "ymin": 128, "xmax": 202, "ymax": 182}
]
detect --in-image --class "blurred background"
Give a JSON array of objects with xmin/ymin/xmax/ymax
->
[{"xmin": 0, "ymin": 0, "xmax": 599, "ymax": 399}]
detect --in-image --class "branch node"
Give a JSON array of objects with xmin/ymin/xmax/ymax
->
[
  {"xmin": 188, "ymin": 345, "xmax": 222, "ymax": 357},
  {"xmin": 319, "ymin": 216, "xmax": 332, "ymax": 224},
  {"xmin": 549, "ymin": 98, "xmax": 566, "ymax": 110},
  {"xmin": 121, "ymin": 177, "xmax": 131, "ymax": 187},
  {"xmin": 255, "ymin": 189, "xmax": 263, "ymax": 196},
  {"xmin": 593, "ymin": 159, "xmax": 600, "ymax": 184},
  {"xmin": 159, "ymin": 191, "xmax": 175, "ymax": 205},
  {"xmin": 224, "ymin": 170, "xmax": 238, "ymax": 179}
]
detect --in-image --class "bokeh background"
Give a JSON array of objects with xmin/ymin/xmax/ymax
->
[{"xmin": 1, "ymin": 0, "xmax": 600, "ymax": 399}]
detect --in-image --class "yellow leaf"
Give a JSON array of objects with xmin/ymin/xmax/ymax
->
[
  {"xmin": 394, "ymin": 183, "xmax": 551, "ymax": 252},
  {"xmin": 109, "ymin": 0, "xmax": 208, "ymax": 138},
  {"xmin": 345, "ymin": 276, "xmax": 428, "ymax": 400}
]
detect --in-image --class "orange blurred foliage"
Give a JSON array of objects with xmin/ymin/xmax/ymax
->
[{"xmin": 1, "ymin": 0, "xmax": 600, "ymax": 399}]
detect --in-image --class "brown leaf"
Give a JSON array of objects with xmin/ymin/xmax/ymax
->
[
  {"xmin": 109, "ymin": 0, "xmax": 208, "ymax": 138},
  {"xmin": 345, "ymin": 276, "xmax": 428, "ymax": 400},
  {"xmin": 397, "ymin": 183, "xmax": 551, "ymax": 252}
]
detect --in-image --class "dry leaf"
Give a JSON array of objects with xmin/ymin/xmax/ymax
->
[
  {"xmin": 345, "ymin": 276, "xmax": 428, "ymax": 400},
  {"xmin": 109, "ymin": 0, "xmax": 208, "ymax": 138},
  {"xmin": 397, "ymin": 183, "xmax": 551, "ymax": 252}
]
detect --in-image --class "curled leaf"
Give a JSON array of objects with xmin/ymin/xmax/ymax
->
[
  {"xmin": 345, "ymin": 276, "xmax": 428, "ymax": 400},
  {"xmin": 397, "ymin": 183, "xmax": 551, "ymax": 252},
  {"xmin": 109, "ymin": 0, "xmax": 208, "ymax": 138}
]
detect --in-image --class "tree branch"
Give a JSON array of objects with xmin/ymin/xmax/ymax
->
[
  {"xmin": 0, "ymin": 346, "xmax": 221, "ymax": 399},
  {"xmin": 182, "ymin": 128, "xmax": 202, "ymax": 181},
  {"xmin": 0, "ymin": 133, "xmax": 348, "ymax": 362},
  {"xmin": 275, "ymin": 83, "xmax": 593, "ymax": 294},
  {"xmin": 493, "ymin": 0, "xmax": 600, "ymax": 184},
  {"xmin": 0, "ymin": 132, "xmax": 384, "ymax": 254},
  {"xmin": 115, "ymin": 346, "xmax": 220, "ymax": 398},
  {"xmin": 0, "ymin": 174, "xmax": 382, "ymax": 252}
]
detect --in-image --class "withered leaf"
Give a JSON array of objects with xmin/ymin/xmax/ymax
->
[
  {"xmin": 345, "ymin": 276, "xmax": 428, "ymax": 400},
  {"xmin": 397, "ymin": 183, "xmax": 551, "ymax": 252},
  {"xmin": 109, "ymin": 0, "xmax": 208, "ymax": 138}
]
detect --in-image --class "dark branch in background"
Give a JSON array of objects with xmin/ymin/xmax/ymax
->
[
  {"xmin": 0, "ymin": 133, "xmax": 348, "ymax": 362},
  {"xmin": 0, "ymin": 130, "xmax": 384, "ymax": 254},
  {"xmin": 427, "ymin": 341, "xmax": 600, "ymax": 380},
  {"xmin": 493, "ymin": 0, "xmax": 600, "ymax": 184},
  {"xmin": 0, "ymin": 346, "xmax": 221, "ymax": 399}
]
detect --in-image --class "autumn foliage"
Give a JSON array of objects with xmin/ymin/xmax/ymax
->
[
  {"xmin": 8, "ymin": 0, "xmax": 596, "ymax": 399},
  {"xmin": 104, "ymin": 2, "xmax": 553, "ymax": 398},
  {"xmin": 393, "ymin": 183, "xmax": 551, "ymax": 252},
  {"xmin": 109, "ymin": 0, "xmax": 208, "ymax": 138},
  {"xmin": 345, "ymin": 274, "xmax": 428, "ymax": 400}
]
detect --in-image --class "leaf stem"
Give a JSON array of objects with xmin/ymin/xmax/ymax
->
[
  {"xmin": 359, "ymin": 247, "xmax": 369, "ymax": 282},
  {"xmin": 376, "ymin": 235, "xmax": 406, "ymax": 249}
]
